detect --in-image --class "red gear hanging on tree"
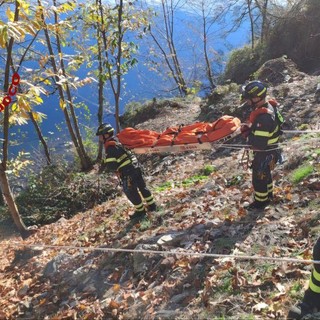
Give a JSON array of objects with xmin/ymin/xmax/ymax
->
[{"xmin": 0, "ymin": 72, "xmax": 20, "ymax": 112}]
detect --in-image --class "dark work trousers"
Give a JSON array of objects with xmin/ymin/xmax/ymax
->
[
  {"xmin": 251, "ymin": 151, "xmax": 276, "ymax": 204},
  {"xmin": 303, "ymin": 237, "xmax": 320, "ymax": 308},
  {"xmin": 121, "ymin": 167, "xmax": 154, "ymax": 212}
]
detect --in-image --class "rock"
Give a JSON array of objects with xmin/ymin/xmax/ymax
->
[
  {"xmin": 133, "ymin": 244, "xmax": 160, "ymax": 274},
  {"xmin": 43, "ymin": 253, "xmax": 72, "ymax": 277}
]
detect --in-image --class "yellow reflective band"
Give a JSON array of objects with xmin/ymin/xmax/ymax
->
[
  {"xmin": 255, "ymin": 195, "xmax": 269, "ymax": 202},
  {"xmin": 144, "ymin": 195, "xmax": 154, "ymax": 201},
  {"xmin": 268, "ymin": 137, "xmax": 279, "ymax": 145},
  {"xmin": 135, "ymin": 204, "xmax": 145, "ymax": 212},
  {"xmin": 255, "ymin": 197, "xmax": 269, "ymax": 202},
  {"xmin": 254, "ymin": 130, "xmax": 272, "ymax": 137},
  {"xmin": 277, "ymin": 111, "xmax": 284, "ymax": 123},
  {"xmin": 309, "ymin": 276, "xmax": 320, "ymax": 293},
  {"xmin": 257, "ymin": 87, "xmax": 267, "ymax": 96},
  {"xmin": 313, "ymin": 269, "xmax": 320, "ymax": 282},
  {"xmin": 117, "ymin": 154, "xmax": 128, "ymax": 162},
  {"xmin": 271, "ymin": 125, "xmax": 279, "ymax": 135},
  {"xmin": 118, "ymin": 160, "xmax": 131, "ymax": 169},
  {"xmin": 255, "ymin": 191, "xmax": 268, "ymax": 197},
  {"xmin": 105, "ymin": 157, "xmax": 117, "ymax": 163}
]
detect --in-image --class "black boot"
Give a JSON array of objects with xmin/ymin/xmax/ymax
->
[
  {"xmin": 246, "ymin": 200, "xmax": 270, "ymax": 210},
  {"xmin": 288, "ymin": 302, "xmax": 319, "ymax": 319},
  {"xmin": 148, "ymin": 203, "xmax": 157, "ymax": 212},
  {"xmin": 130, "ymin": 210, "xmax": 147, "ymax": 220}
]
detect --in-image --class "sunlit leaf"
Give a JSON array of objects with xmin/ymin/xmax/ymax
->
[
  {"xmin": 60, "ymin": 98, "xmax": 66, "ymax": 110},
  {"xmin": 113, "ymin": 284, "xmax": 121, "ymax": 293},
  {"xmin": 109, "ymin": 300, "xmax": 120, "ymax": 309},
  {"xmin": 0, "ymin": 26, "xmax": 8, "ymax": 48},
  {"xmin": 6, "ymin": 7, "xmax": 14, "ymax": 22}
]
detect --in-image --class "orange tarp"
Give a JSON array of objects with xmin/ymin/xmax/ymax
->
[{"xmin": 117, "ymin": 115, "xmax": 241, "ymax": 149}]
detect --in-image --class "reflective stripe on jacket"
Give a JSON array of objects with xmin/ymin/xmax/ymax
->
[
  {"xmin": 248, "ymin": 102, "xmax": 282, "ymax": 150},
  {"xmin": 103, "ymin": 139, "xmax": 138, "ymax": 175}
]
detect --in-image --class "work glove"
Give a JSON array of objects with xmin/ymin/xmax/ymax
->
[{"xmin": 240, "ymin": 123, "xmax": 251, "ymax": 139}]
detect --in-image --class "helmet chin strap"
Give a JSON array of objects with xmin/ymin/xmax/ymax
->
[
  {"xmin": 251, "ymin": 97, "xmax": 264, "ymax": 108},
  {"xmin": 103, "ymin": 134, "xmax": 113, "ymax": 143}
]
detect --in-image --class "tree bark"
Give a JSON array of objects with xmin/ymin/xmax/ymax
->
[
  {"xmin": 96, "ymin": 0, "xmax": 104, "ymax": 161},
  {"xmin": 53, "ymin": 0, "xmax": 92, "ymax": 170},
  {"xmin": 39, "ymin": 0, "xmax": 91, "ymax": 170},
  {"xmin": 29, "ymin": 112, "xmax": 52, "ymax": 165},
  {"xmin": 1, "ymin": 0, "xmax": 31, "ymax": 238}
]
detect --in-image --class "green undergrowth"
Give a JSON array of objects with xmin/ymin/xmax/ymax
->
[
  {"xmin": 155, "ymin": 165, "xmax": 216, "ymax": 192},
  {"xmin": 13, "ymin": 163, "xmax": 117, "ymax": 226},
  {"xmin": 290, "ymin": 164, "xmax": 314, "ymax": 184},
  {"xmin": 120, "ymin": 98, "xmax": 187, "ymax": 128}
]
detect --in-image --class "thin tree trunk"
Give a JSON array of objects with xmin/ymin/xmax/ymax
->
[
  {"xmin": 29, "ymin": 112, "xmax": 51, "ymax": 165},
  {"xmin": 247, "ymin": 0, "xmax": 255, "ymax": 49},
  {"xmin": 96, "ymin": 0, "xmax": 104, "ymax": 161},
  {"xmin": 161, "ymin": 0, "xmax": 187, "ymax": 95},
  {"xmin": 13, "ymin": 31, "xmax": 52, "ymax": 165},
  {"xmin": 98, "ymin": 0, "xmax": 122, "ymax": 133},
  {"xmin": 201, "ymin": 2, "xmax": 215, "ymax": 91},
  {"xmin": 114, "ymin": 0, "xmax": 123, "ymax": 133},
  {"xmin": 149, "ymin": 31, "xmax": 182, "ymax": 91},
  {"xmin": 52, "ymin": 0, "xmax": 92, "ymax": 169},
  {"xmin": 1, "ymin": 1, "xmax": 30, "ymax": 238},
  {"xmin": 38, "ymin": 0, "xmax": 90, "ymax": 170},
  {"xmin": 257, "ymin": 0, "xmax": 269, "ymax": 43}
]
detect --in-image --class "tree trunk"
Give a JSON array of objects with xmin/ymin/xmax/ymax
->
[
  {"xmin": 29, "ymin": 112, "xmax": 51, "ymax": 165},
  {"xmin": 1, "ymin": 1, "xmax": 31, "ymax": 238},
  {"xmin": 258, "ymin": 0, "xmax": 269, "ymax": 43},
  {"xmin": 161, "ymin": 0, "xmax": 188, "ymax": 95},
  {"xmin": 96, "ymin": 0, "xmax": 104, "ymax": 161},
  {"xmin": 247, "ymin": 0, "xmax": 255, "ymax": 49},
  {"xmin": 98, "ymin": 0, "xmax": 122, "ymax": 133},
  {"xmin": 11, "ymin": 30, "xmax": 52, "ymax": 166},
  {"xmin": 53, "ymin": 0, "xmax": 92, "ymax": 170},
  {"xmin": 0, "ymin": 166, "xmax": 30, "ymax": 238},
  {"xmin": 114, "ymin": 0, "xmax": 124, "ymax": 133},
  {"xmin": 39, "ymin": 0, "xmax": 91, "ymax": 171},
  {"xmin": 201, "ymin": 3, "xmax": 216, "ymax": 91}
]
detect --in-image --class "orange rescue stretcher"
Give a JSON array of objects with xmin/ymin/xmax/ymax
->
[{"xmin": 117, "ymin": 115, "xmax": 241, "ymax": 154}]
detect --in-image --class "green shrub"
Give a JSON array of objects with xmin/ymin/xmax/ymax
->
[
  {"xmin": 290, "ymin": 164, "xmax": 314, "ymax": 184},
  {"xmin": 200, "ymin": 165, "xmax": 216, "ymax": 176},
  {"xmin": 120, "ymin": 98, "xmax": 185, "ymax": 128},
  {"xmin": 223, "ymin": 45, "xmax": 264, "ymax": 84},
  {"xmin": 120, "ymin": 99, "xmax": 161, "ymax": 127},
  {"xmin": 16, "ymin": 163, "xmax": 118, "ymax": 226}
]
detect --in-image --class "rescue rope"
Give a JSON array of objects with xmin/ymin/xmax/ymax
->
[
  {"xmin": 1, "ymin": 240, "xmax": 319, "ymax": 265},
  {"xmin": 214, "ymin": 135, "xmax": 319, "ymax": 152},
  {"xmin": 283, "ymin": 130, "xmax": 320, "ymax": 134}
]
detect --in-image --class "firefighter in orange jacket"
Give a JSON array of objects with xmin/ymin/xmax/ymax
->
[
  {"xmin": 96, "ymin": 123, "xmax": 157, "ymax": 220},
  {"xmin": 240, "ymin": 80, "xmax": 284, "ymax": 210},
  {"xmin": 288, "ymin": 236, "xmax": 320, "ymax": 319}
]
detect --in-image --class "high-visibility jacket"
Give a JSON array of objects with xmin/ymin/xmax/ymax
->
[
  {"xmin": 103, "ymin": 138, "xmax": 139, "ymax": 175},
  {"xmin": 248, "ymin": 102, "xmax": 283, "ymax": 151}
]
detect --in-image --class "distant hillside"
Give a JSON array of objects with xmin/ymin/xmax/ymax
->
[{"xmin": 223, "ymin": 0, "xmax": 320, "ymax": 84}]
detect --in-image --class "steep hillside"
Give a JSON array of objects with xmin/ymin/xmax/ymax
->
[{"xmin": 0, "ymin": 61, "xmax": 319, "ymax": 319}]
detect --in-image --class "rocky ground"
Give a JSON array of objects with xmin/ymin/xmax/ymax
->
[{"xmin": 0, "ymin": 58, "xmax": 319, "ymax": 319}]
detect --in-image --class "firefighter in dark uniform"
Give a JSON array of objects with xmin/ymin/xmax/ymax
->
[
  {"xmin": 288, "ymin": 236, "xmax": 320, "ymax": 319},
  {"xmin": 240, "ymin": 81, "xmax": 284, "ymax": 210},
  {"xmin": 96, "ymin": 123, "xmax": 157, "ymax": 220}
]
